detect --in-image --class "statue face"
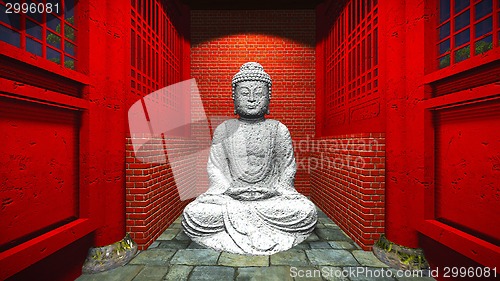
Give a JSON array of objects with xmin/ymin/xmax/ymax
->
[{"xmin": 234, "ymin": 81, "xmax": 270, "ymax": 118}]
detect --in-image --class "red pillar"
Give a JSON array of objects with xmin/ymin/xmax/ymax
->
[
  {"xmin": 81, "ymin": 0, "xmax": 131, "ymax": 247},
  {"xmin": 380, "ymin": 0, "xmax": 426, "ymax": 249}
]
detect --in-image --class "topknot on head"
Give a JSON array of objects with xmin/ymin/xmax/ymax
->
[{"xmin": 232, "ymin": 62, "xmax": 272, "ymax": 99}]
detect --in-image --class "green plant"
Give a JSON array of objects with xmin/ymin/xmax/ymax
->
[{"xmin": 46, "ymin": 16, "xmax": 75, "ymax": 69}]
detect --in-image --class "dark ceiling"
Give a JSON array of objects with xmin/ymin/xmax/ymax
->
[{"xmin": 180, "ymin": 0, "xmax": 325, "ymax": 10}]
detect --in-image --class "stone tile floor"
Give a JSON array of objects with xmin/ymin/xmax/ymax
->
[{"xmin": 77, "ymin": 208, "xmax": 435, "ymax": 281}]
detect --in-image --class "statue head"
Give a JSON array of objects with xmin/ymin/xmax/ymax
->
[{"xmin": 232, "ymin": 62, "xmax": 272, "ymax": 119}]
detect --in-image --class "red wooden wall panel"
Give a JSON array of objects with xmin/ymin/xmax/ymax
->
[
  {"xmin": 318, "ymin": 0, "xmax": 383, "ymax": 136},
  {"xmin": 0, "ymin": 98, "xmax": 79, "ymax": 252},
  {"xmin": 435, "ymin": 101, "xmax": 500, "ymax": 245}
]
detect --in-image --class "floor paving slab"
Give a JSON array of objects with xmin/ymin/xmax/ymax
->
[
  {"xmin": 352, "ymin": 250, "xmax": 389, "ymax": 267},
  {"xmin": 174, "ymin": 230, "xmax": 191, "ymax": 241},
  {"xmin": 309, "ymin": 241, "xmax": 332, "ymax": 249},
  {"xmin": 318, "ymin": 217, "xmax": 336, "ymax": 224},
  {"xmin": 133, "ymin": 266, "xmax": 170, "ymax": 281},
  {"xmin": 328, "ymin": 241, "xmax": 355, "ymax": 250},
  {"xmin": 129, "ymin": 249, "xmax": 177, "ymax": 266},
  {"xmin": 315, "ymin": 228, "xmax": 351, "ymax": 241},
  {"xmin": 157, "ymin": 240, "xmax": 190, "ymax": 249},
  {"xmin": 187, "ymin": 241, "xmax": 207, "ymax": 249},
  {"xmin": 189, "ymin": 266, "xmax": 235, "ymax": 281},
  {"xmin": 236, "ymin": 266, "xmax": 293, "ymax": 281},
  {"xmin": 323, "ymin": 223, "xmax": 341, "ymax": 229},
  {"xmin": 306, "ymin": 249, "xmax": 360, "ymax": 266},
  {"xmin": 218, "ymin": 252, "xmax": 269, "ymax": 267},
  {"xmin": 169, "ymin": 223, "xmax": 182, "ymax": 229},
  {"xmin": 314, "ymin": 222, "xmax": 326, "ymax": 228},
  {"xmin": 163, "ymin": 265, "xmax": 193, "ymax": 281},
  {"xmin": 292, "ymin": 242, "xmax": 311, "ymax": 250},
  {"xmin": 157, "ymin": 229, "xmax": 180, "ymax": 240},
  {"xmin": 170, "ymin": 249, "xmax": 221, "ymax": 265},
  {"xmin": 270, "ymin": 249, "xmax": 308, "ymax": 266},
  {"xmin": 305, "ymin": 232, "xmax": 320, "ymax": 242},
  {"xmin": 76, "ymin": 265, "xmax": 143, "ymax": 281},
  {"xmin": 148, "ymin": 241, "xmax": 160, "ymax": 249},
  {"xmin": 317, "ymin": 211, "xmax": 329, "ymax": 218}
]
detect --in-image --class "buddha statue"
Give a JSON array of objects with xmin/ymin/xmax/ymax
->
[{"xmin": 182, "ymin": 62, "xmax": 317, "ymax": 255}]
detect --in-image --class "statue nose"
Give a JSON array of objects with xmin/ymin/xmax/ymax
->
[{"xmin": 248, "ymin": 93, "xmax": 256, "ymax": 101}]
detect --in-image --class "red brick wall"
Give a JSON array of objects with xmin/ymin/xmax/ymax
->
[
  {"xmin": 314, "ymin": 0, "xmax": 386, "ymax": 250},
  {"xmin": 191, "ymin": 9, "xmax": 316, "ymax": 195},
  {"xmin": 126, "ymin": 0, "xmax": 190, "ymax": 250},
  {"xmin": 126, "ymin": 137, "xmax": 195, "ymax": 249},
  {"xmin": 310, "ymin": 133, "xmax": 385, "ymax": 250}
]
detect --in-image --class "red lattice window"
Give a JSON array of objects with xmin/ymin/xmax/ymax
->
[
  {"xmin": 131, "ymin": 0, "xmax": 182, "ymax": 97},
  {"xmin": 0, "ymin": 0, "xmax": 78, "ymax": 70},
  {"xmin": 437, "ymin": 0, "xmax": 500, "ymax": 69},
  {"xmin": 324, "ymin": 0, "xmax": 379, "ymax": 132}
]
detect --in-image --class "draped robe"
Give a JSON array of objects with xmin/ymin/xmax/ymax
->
[{"xmin": 182, "ymin": 118, "xmax": 317, "ymax": 255}]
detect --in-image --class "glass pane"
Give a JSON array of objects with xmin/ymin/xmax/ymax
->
[
  {"xmin": 64, "ymin": 24, "xmax": 76, "ymax": 41},
  {"xmin": 475, "ymin": 35, "xmax": 493, "ymax": 54},
  {"xmin": 27, "ymin": 0, "xmax": 42, "ymax": 22},
  {"xmin": 475, "ymin": 0, "xmax": 492, "ymax": 20},
  {"xmin": 47, "ymin": 31, "xmax": 61, "ymax": 49},
  {"xmin": 64, "ymin": 40, "xmax": 76, "ymax": 56},
  {"xmin": 439, "ymin": 22, "xmax": 450, "ymax": 39},
  {"xmin": 65, "ymin": 0, "xmax": 75, "ymax": 23},
  {"xmin": 455, "ymin": 9, "xmax": 470, "ymax": 31},
  {"xmin": 0, "ymin": 5, "xmax": 21, "ymax": 29},
  {"xmin": 439, "ymin": 54, "xmax": 451, "ymax": 68},
  {"xmin": 455, "ymin": 28, "xmax": 470, "ymax": 46},
  {"xmin": 26, "ymin": 20, "xmax": 42, "ymax": 40},
  {"xmin": 454, "ymin": 0, "xmax": 470, "ymax": 13},
  {"xmin": 46, "ymin": 47, "xmax": 61, "ymax": 64},
  {"xmin": 26, "ymin": 38, "xmax": 42, "ymax": 56},
  {"xmin": 0, "ymin": 25, "xmax": 20, "ymax": 47},
  {"xmin": 454, "ymin": 45, "xmax": 470, "ymax": 62},
  {"xmin": 440, "ymin": 0, "xmax": 451, "ymax": 23},
  {"xmin": 439, "ymin": 39, "xmax": 451, "ymax": 55},
  {"xmin": 64, "ymin": 56, "xmax": 75, "ymax": 70},
  {"xmin": 475, "ymin": 17, "xmax": 492, "ymax": 37},
  {"xmin": 47, "ymin": 13, "xmax": 61, "ymax": 33}
]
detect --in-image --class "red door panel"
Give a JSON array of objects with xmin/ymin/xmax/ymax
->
[
  {"xmin": 435, "ymin": 101, "xmax": 500, "ymax": 245},
  {"xmin": 0, "ymin": 97, "xmax": 79, "ymax": 251}
]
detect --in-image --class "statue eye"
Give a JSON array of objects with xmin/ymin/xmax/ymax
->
[{"xmin": 239, "ymin": 89, "xmax": 250, "ymax": 95}]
